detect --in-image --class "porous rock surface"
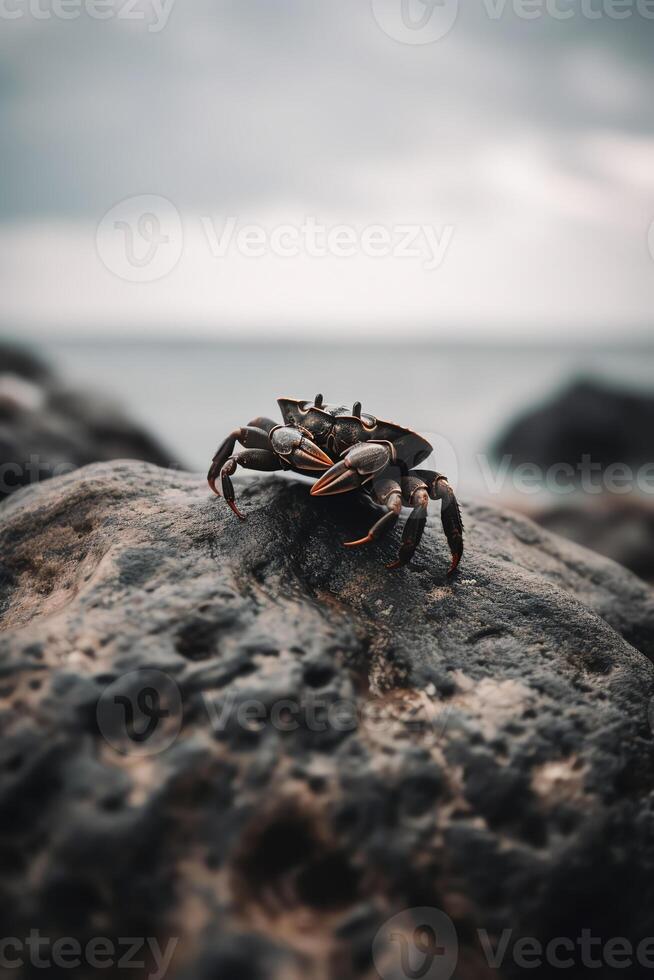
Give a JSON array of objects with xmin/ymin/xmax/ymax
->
[
  {"xmin": 533, "ymin": 499, "xmax": 654, "ymax": 585},
  {"xmin": 1, "ymin": 462, "xmax": 654, "ymax": 979}
]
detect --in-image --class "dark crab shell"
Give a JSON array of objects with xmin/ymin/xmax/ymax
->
[{"xmin": 277, "ymin": 397, "xmax": 433, "ymax": 469}]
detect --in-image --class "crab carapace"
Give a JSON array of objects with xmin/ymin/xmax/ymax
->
[{"xmin": 207, "ymin": 395, "xmax": 463, "ymax": 572}]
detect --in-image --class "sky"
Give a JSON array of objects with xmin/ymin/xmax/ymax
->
[{"xmin": 1, "ymin": 0, "xmax": 653, "ymax": 341}]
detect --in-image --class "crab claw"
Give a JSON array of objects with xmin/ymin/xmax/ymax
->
[
  {"xmin": 207, "ymin": 462, "xmax": 221, "ymax": 497},
  {"xmin": 270, "ymin": 425, "xmax": 332, "ymax": 471},
  {"xmin": 310, "ymin": 441, "xmax": 393, "ymax": 496}
]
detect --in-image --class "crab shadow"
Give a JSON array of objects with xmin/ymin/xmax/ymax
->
[{"xmin": 270, "ymin": 477, "xmax": 382, "ymax": 537}]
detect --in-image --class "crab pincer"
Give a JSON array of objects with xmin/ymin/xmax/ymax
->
[
  {"xmin": 207, "ymin": 396, "xmax": 463, "ymax": 574},
  {"xmin": 269, "ymin": 426, "xmax": 332, "ymax": 471},
  {"xmin": 310, "ymin": 441, "xmax": 394, "ymax": 496}
]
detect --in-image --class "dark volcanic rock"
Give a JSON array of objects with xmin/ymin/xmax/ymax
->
[
  {"xmin": 493, "ymin": 377, "xmax": 654, "ymax": 472},
  {"xmin": 493, "ymin": 377, "xmax": 654, "ymax": 581},
  {"xmin": 1, "ymin": 463, "xmax": 654, "ymax": 979},
  {"xmin": 533, "ymin": 500, "xmax": 654, "ymax": 585},
  {"xmin": 0, "ymin": 342, "xmax": 51, "ymax": 384},
  {"xmin": 0, "ymin": 341, "xmax": 179, "ymax": 499}
]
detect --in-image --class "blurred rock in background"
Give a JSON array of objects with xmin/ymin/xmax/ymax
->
[
  {"xmin": 0, "ymin": 341, "xmax": 181, "ymax": 500},
  {"xmin": 533, "ymin": 501, "xmax": 654, "ymax": 585},
  {"xmin": 494, "ymin": 378, "xmax": 654, "ymax": 582},
  {"xmin": 493, "ymin": 378, "xmax": 654, "ymax": 473}
]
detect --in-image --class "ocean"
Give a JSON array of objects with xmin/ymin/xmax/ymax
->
[{"xmin": 41, "ymin": 339, "xmax": 654, "ymax": 500}]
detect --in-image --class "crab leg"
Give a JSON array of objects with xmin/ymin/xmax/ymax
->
[
  {"xmin": 432, "ymin": 476, "xmax": 464, "ymax": 575},
  {"xmin": 410, "ymin": 470, "xmax": 464, "ymax": 574},
  {"xmin": 220, "ymin": 449, "xmax": 282, "ymax": 520},
  {"xmin": 343, "ymin": 478, "xmax": 403, "ymax": 549},
  {"xmin": 386, "ymin": 478, "xmax": 430, "ymax": 569},
  {"xmin": 208, "ymin": 425, "xmax": 272, "ymax": 495},
  {"xmin": 247, "ymin": 416, "xmax": 278, "ymax": 433}
]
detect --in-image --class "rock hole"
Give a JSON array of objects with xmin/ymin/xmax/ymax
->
[
  {"xmin": 398, "ymin": 773, "xmax": 443, "ymax": 817},
  {"xmin": 256, "ymin": 816, "xmax": 315, "ymax": 877},
  {"xmin": 303, "ymin": 663, "xmax": 335, "ymax": 689},
  {"xmin": 467, "ymin": 627, "xmax": 508, "ymax": 644},
  {"xmin": 296, "ymin": 853, "xmax": 360, "ymax": 909},
  {"xmin": 175, "ymin": 618, "xmax": 220, "ymax": 661}
]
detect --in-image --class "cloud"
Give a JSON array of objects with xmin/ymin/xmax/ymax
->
[{"xmin": 1, "ymin": 0, "xmax": 653, "ymax": 335}]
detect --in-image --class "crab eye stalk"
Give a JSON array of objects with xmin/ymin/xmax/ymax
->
[{"xmin": 207, "ymin": 401, "xmax": 460, "ymax": 573}]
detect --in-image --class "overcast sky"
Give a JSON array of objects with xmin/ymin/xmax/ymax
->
[{"xmin": 1, "ymin": 0, "xmax": 653, "ymax": 340}]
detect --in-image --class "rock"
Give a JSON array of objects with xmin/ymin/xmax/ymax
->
[
  {"xmin": 0, "ymin": 342, "xmax": 52, "ymax": 384},
  {"xmin": 492, "ymin": 377, "xmax": 654, "ymax": 473},
  {"xmin": 0, "ymin": 341, "xmax": 179, "ymax": 500},
  {"xmin": 1, "ymin": 462, "xmax": 654, "ymax": 979},
  {"xmin": 532, "ymin": 500, "xmax": 654, "ymax": 585},
  {"xmin": 492, "ymin": 377, "xmax": 654, "ymax": 582}
]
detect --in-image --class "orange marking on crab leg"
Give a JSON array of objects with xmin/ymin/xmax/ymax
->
[
  {"xmin": 343, "ymin": 533, "xmax": 374, "ymax": 548},
  {"xmin": 226, "ymin": 498, "xmax": 247, "ymax": 521},
  {"xmin": 447, "ymin": 552, "xmax": 461, "ymax": 576}
]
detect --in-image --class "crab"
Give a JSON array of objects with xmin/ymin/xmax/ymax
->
[{"xmin": 207, "ymin": 395, "xmax": 463, "ymax": 573}]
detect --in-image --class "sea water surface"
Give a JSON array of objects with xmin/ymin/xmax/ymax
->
[{"xmin": 42, "ymin": 340, "xmax": 654, "ymax": 500}]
